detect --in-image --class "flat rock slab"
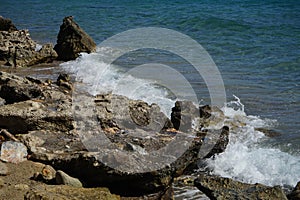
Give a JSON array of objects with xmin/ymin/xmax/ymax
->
[{"xmin": 194, "ymin": 174, "xmax": 288, "ymax": 200}]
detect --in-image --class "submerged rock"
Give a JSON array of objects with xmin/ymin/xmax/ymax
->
[
  {"xmin": 194, "ymin": 174, "xmax": 288, "ymax": 200},
  {"xmin": 24, "ymin": 185, "xmax": 120, "ymax": 200},
  {"xmin": 0, "ymin": 30, "xmax": 57, "ymax": 67},
  {"xmin": 54, "ymin": 16, "xmax": 96, "ymax": 61}
]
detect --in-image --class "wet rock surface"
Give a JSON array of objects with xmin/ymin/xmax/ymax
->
[
  {"xmin": 194, "ymin": 174, "xmax": 288, "ymax": 200},
  {"xmin": 288, "ymin": 181, "xmax": 300, "ymax": 200},
  {"xmin": 54, "ymin": 16, "xmax": 96, "ymax": 61}
]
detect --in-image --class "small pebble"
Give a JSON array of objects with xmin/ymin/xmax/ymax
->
[{"xmin": 14, "ymin": 184, "xmax": 29, "ymax": 190}]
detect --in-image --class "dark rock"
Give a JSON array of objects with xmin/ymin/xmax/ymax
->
[
  {"xmin": 287, "ymin": 181, "xmax": 300, "ymax": 200},
  {"xmin": 0, "ymin": 16, "xmax": 17, "ymax": 32},
  {"xmin": 203, "ymin": 126, "xmax": 229, "ymax": 159},
  {"xmin": 0, "ymin": 71, "xmax": 43, "ymax": 104},
  {"xmin": 54, "ymin": 16, "xmax": 96, "ymax": 61},
  {"xmin": 57, "ymin": 73, "xmax": 73, "ymax": 90},
  {"xmin": 24, "ymin": 185, "xmax": 120, "ymax": 200},
  {"xmin": 199, "ymin": 105, "xmax": 211, "ymax": 119},
  {"xmin": 171, "ymin": 101, "xmax": 199, "ymax": 132},
  {"xmin": 255, "ymin": 127, "xmax": 281, "ymax": 137},
  {"xmin": 0, "ymin": 30, "xmax": 57, "ymax": 67},
  {"xmin": 194, "ymin": 174, "xmax": 288, "ymax": 200},
  {"xmin": 171, "ymin": 101, "xmax": 181, "ymax": 130}
]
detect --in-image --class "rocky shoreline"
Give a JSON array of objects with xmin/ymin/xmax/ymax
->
[{"xmin": 0, "ymin": 16, "xmax": 299, "ymax": 200}]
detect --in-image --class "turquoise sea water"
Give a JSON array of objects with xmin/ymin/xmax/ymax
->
[{"xmin": 1, "ymin": 0, "xmax": 299, "ymax": 188}]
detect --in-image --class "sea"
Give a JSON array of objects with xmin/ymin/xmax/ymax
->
[{"xmin": 1, "ymin": 0, "xmax": 299, "ymax": 198}]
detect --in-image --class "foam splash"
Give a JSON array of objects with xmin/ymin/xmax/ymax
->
[
  {"xmin": 207, "ymin": 96, "xmax": 300, "ymax": 187},
  {"xmin": 61, "ymin": 49, "xmax": 175, "ymax": 116},
  {"xmin": 61, "ymin": 49, "xmax": 300, "ymax": 188}
]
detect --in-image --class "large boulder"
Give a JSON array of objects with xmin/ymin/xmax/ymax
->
[
  {"xmin": 0, "ymin": 16, "xmax": 17, "ymax": 32},
  {"xmin": 0, "ymin": 30, "xmax": 57, "ymax": 67},
  {"xmin": 54, "ymin": 16, "xmax": 96, "ymax": 61},
  {"xmin": 194, "ymin": 174, "xmax": 288, "ymax": 200}
]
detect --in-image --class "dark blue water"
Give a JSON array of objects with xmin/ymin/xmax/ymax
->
[{"xmin": 1, "ymin": 0, "xmax": 299, "ymax": 187}]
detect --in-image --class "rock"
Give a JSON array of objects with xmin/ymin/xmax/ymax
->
[
  {"xmin": 0, "ymin": 71, "xmax": 43, "ymax": 104},
  {"xmin": 41, "ymin": 165, "xmax": 56, "ymax": 181},
  {"xmin": 0, "ymin": 161, "xmax": 8, "ymax": 175},
  {"xmin": 14, "ymin": 183, "xmax": 30, "ymax": 190},
  {"xmin": 202, "ymin": 126, "xmax": 229, "ymax": 159},
  {"xmin": 0, "ymin": 97, "xmax": 5, "ymax": 106},
  {"xmin": 194, "ymin": 174, "xmax": 288, "ymax": 200},
  {"xmin": 171, "ymin": 101, "xmax": 199, "ymax": 132},
  {"xmin": 0, "ymin": 16, "xmax": 17, "ymax": 32},
  {"xmin": 0, "ymin": 30, "xmax": 57, "ymax": 67},
  {"xmin": 0, "ymin": 72, "xmax": 73, "ymax": 134},
  {"xmin": 0, "ymin": 141, "xmax": 28, "ymax": 163},
  {"xmin": 198, "ymin": 105, "xmax": 225, "ymax": 128},
  {"xmin": 255, "ymin": 127, "xmax": 281, "ymax": 137},
  {"xmin": 56, "ymin": 170, "xmax": 83, "ymax": 188},
  {"xmin": 24, "ymin": 185, "xmax": 120, "ymax": 200},
  {"xmin": 57, "ymin": 73, "xmax": 73, "ymax": 90},
  {"xmin": 171, "ymin": 101, "xmax": 181, "ymax": 130},
  {"xmin": 54, "ymin": 16, "xmax": 96, "ymax": 61},
  {"xmin": 287, "ymin": 181, "xmax": 300, "ymax": 200}
]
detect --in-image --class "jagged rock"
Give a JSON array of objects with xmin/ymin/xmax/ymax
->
[
  {"xmin": 54, "ymin": 16, "xmax": 96, "ymax": 61},
  {"xmin": 171, "ymin": 101, "xmax": 199, "ymax": 132},
  {"xmin": 0, "ymin": 16, "xmax": 17, "ymax": 32},
  {"xmin": 194, "ymin": 174, "xmax": 288, "ymax": 200},
  {"xmin": 255, "ymin": 127, "xmax": 281, "ymax": 137},
  {"xmin": 57, "ymin": 73, "xmax": 73, "ymax": 90},
  {"xmin": 0, "ymin": 72, "xmax": 73, "ymax": 134},
  {"xmin": 198, "ymin": 105, "xmax": 225, "ymax": 128},
  {"xmin": 202, "ymin": 126, "xmax": 229, "ymax": 159},
  {"xmin": 0, "ymin": 30, "xmax": 57, "ymax": 67},
  {"xmin": 56, "ymin": 170, "xmax": 83, "ymax": 188},
  {"xmin": 0, "ymin": 141, "xmax": 28, "ymax": 163},
  {"xmin": 24, "ymin": 185, "xmax": 120, "ymax": 200},
  {"xmin": 0, "ymin": 71, "xmax": 43, "ymax": 104},
  {"xmin": 287, "ymin": 181, "xmax": 300, "ymax": 200},
  {"xmin": 0, "ymin": 97, "xmax": 5, "ymax": 106}
]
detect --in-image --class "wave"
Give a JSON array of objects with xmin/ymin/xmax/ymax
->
[
  {"xmin": 207, "ymin": 96, "xmax": 300, "ymax": 187},
  {"xmin": 61, "ymin": 48, "xmax": 300, "ymax": 188}
]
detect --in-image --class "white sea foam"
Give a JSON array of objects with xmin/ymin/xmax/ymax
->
[
  {"xmin": 61, "ymin": 49, "xmax": 300, "ymax": 188},
  {"xmin": 207, "ymin": 96, "xmax": 300, "ymax": 187},
  {"xmin": 61, "ymin": 50, "xmax": 175, "ymax": 116}
]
